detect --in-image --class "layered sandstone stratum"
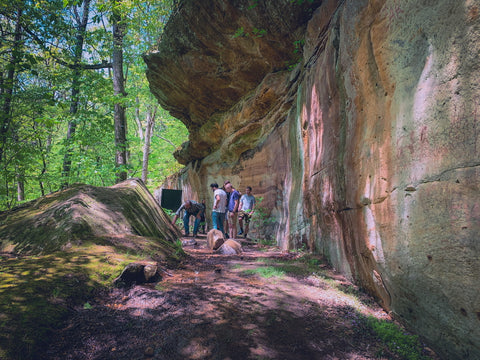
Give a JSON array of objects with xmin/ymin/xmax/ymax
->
[{"xmin": 144, "ymin": 1, "xmax": 480, "ymax": 358}]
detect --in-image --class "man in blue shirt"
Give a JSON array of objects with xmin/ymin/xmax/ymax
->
[{"xmin": 225, "ymin": 183, "xmax": 240, "ymax": 239}]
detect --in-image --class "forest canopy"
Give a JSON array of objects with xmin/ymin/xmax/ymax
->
[{"xmin": 0, "ymin": 0, "xmax": 187, "ymax": 211}]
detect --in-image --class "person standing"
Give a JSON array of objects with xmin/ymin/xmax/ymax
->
[
  {"xmin": 210, "ymin": 183, "xmax": 227, "ymax": 233},
  {"xmin": 238, "ymin": 186, "xmax": 255, "ymax": 238},
  {"xmin": 199, "ymin": 199, "xmax": 207, "ymax": 234},
  {"xmin": 222, "ymin": 180, "xmax": 231, "ymax": 238},
  {"xmin": 172, "ymin": 200, "xmax": 205, "ymax": 237},
  {"xmin": 225, "ymin": 183, "xmax": 240, "ymax": 239}
]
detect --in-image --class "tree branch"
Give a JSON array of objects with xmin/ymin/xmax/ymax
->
[
  {"xmin": 22, "ymin": 26, "xmax": 112, "ymax": 70},
  {"xmin": 157, "ymin": 135, "xmax": 177, "ymax": 149}
]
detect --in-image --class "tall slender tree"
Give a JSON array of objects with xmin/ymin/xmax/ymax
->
[
  {"xmin": 61, "ymin": 0, "xmax": 92, "ymax": 186},
  {"xmin": 111, "ymin": 0, "xmax": 127, "ymax": 182},
  {"xmin": 141, "ymin": 104, "xmax": 156, "ymax": 183},
  {"xmin": 0, "ymin": 5, "xmax": 23, "ymax": 164}
]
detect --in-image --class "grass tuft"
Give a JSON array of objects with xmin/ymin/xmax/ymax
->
[{"xmin": 243, "ymin": 266, "xmax": 285, "ymax": 278}]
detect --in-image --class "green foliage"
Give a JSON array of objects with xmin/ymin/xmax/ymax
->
[
  {"xmin": 293, "ymin": 39, "xmax": 305, "ymax": 54},
  {"xmin": 232, "ymin": 26, "xmax": 267, "ymax": 39},
  {"xmin": 0, "ymin": 0, "xmax": 187, "ymax": 211},
  {"xmin": 233, "ymin": 27, "xmax": 247, "ymax": 38},
  {"xmin": 174, "ymin": 239, "xmax": 185, "ymax": 257},
  {"xmin": 283, "ymin": 38, "xmax": 305, "ymax": 71},
  {"xmin": 365, "ymin": 316, "xmax": 429, "ymax": 360},
  {"xmin": 252, "ymin": 27, "xmax": 267, "ymax": 38},
  {"xmin": 247, "ymin": 0, "xmax": 259, "ymax": 10},
  {"xmin": 248, "ymin": 196, "xmax": 277, "ymax": 245},
  {"xmin": 163, "ymin": 207, "xmax": 183, "ymax": 229},
  {"xmin": 254, "ymin": 197, "xmax": 275, "ymax": 226}
]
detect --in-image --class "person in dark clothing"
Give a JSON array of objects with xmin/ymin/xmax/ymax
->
[
  {"xmin": 222, "ymin": 180, "xmax": 231, "ymax": 238},
  {"xmin": 172, "ymin": 200, "xmax": 205, "ymax": 237},
  {"xmin": 199, "ymin": 199, "xmax": 207, "ymax": 234}
]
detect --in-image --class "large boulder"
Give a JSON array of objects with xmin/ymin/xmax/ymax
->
[
  {"xmin": 0, "ymin": 178, "xmax": 181, "ymax": 254},
  {"xmin": 206, "ymin": 229, "xmax": 225, "ymax": 250},
  {"xmin": 113, "ymin": 262, "xmax": 162, "ymax": 287},
  {"xmin": 144, "ymin": 0, "xmax": 480, "ymax": 358},
  {"xmin": 215, "ymin": 239, "xmax": 242, "ymax": 255}
]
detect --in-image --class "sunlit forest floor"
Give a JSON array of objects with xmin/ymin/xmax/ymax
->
[{"xmin": 38, "ymin": 236, "xmax": 438, "ymax": 360}]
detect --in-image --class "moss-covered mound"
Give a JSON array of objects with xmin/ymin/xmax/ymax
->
[
  {"xmin": 0, "ymin": 178, "xmax": 181, "ymax": 254},
  {"xmin": 0, "ymin": 178, "xmax": 185, "ymax": 359}
]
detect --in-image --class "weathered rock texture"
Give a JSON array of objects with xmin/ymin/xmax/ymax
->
[
  {"xmin": 144, "ymin": 0, "xmax": 480, "ymax": 358},
  {"xmin": 0, "ymin": 178, "xmax": 181, "ymax": 254},
  {"xmin": 113, "ymin": 262, "xmax": 162, "ymax": 287},
  {"xmin": 207, "ymin": 229, "xmax": 225, "ymax": 250},
  {"xmin": 215, "ymin": 239, "xmax": 243, "ymax": 255}
]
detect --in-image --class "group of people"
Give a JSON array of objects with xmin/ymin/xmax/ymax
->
[{"xmin": 172, "ymin": 181, "xmax": 256, "ymax": 240}]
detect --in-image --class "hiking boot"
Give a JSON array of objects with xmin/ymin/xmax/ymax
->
[{"xmin": 238, "ymin": 229, "xmax": 243, "ymax": 235}]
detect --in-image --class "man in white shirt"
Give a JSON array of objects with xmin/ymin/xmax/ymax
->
[
  {"xmin": 238, "ymin": 186, "xmax": 255, "ymax": 239},
  {"xmin": 210, "ymin": 183, "xmax": 227, "ymax": 233}
]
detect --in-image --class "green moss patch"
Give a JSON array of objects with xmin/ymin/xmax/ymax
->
[
  {"xmin": 242, "ymin": 266, "xmax": 286, "ymax": 278},
  {"xmin": 361, "ymin": 316, "xmax": 430, "ymax": 360},
  {"xmin": 252, "ymin": 254, "xmax": 328, "ymax": 277},
  {"xmin": 0, "ymin": 179, "xmax": 181, "ymax": 255},
  {"xmin": 0, "ymin": 239, "xmax": 184, "ymax": 359}
]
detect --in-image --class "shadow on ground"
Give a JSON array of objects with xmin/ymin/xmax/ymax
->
[{"xmin": 41, "ymin": 236, "xmax": 435, "ymax": 360}]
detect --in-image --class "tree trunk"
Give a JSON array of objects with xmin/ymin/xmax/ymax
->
[
  {"xmin": 112, "ymin": 1, "xmax": 128, "ymax": 183},
  {"xmin": 16, "ymin": 172, "xmax": 25, "ymax": 202},
  {"xmin": 61, "ymin": 0, "xmax": 91, "ymax": 186},
  {"xmin": 0, "ymin": 8, "xmax": 22, "ymax": 164},
  {"xmin": 135, "ymin": 96, "xmax": 144, "ymax": 141},
  {"xmin": 142, "ymin": 106, "xmax": 157, "ymax": 183},
  {"xmin": 62, "ymin": 81, "xmax": 80, "ymax": 182}
]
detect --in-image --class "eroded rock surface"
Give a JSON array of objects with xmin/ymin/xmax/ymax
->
[
  {"xmin": 206, "ymin": 228, "xmax": 225, "ymax": 250},
  {"xmin": 145, "ymin": 0, "xmax": 480, "ymax": 358},
  {"xmin": 215, "ymin": 239, "xmax": 243, "ymax": 255},
  {"xmin": 144, "ymin": 0, "xmax": 321, "ymax": 165},
  {"xmin": 114, "ymin": 262, "xmax": 161, "ymax": 287}
]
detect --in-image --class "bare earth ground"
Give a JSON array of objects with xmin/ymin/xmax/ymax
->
[{"xmin": 43, "ymin": 235, "xmax": 434, "ymax": 360}]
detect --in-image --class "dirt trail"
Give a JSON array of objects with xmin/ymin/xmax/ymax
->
[{"xmin": 44, "ymin": 235, "xmax": 427, "ymax": 360}]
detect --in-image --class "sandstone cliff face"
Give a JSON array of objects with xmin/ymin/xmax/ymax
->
[{"xmin": 144, "ymin": 0, "xmax": 480, "ymax": 358}]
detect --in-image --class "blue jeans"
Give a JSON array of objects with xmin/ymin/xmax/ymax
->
[
  {"xmin": 212, "ymin": 211, "xmax": 225, "ymax": 233},
  {"xmin": 183, "ymin": 212, "xmax": 201, "ymax": 235}
]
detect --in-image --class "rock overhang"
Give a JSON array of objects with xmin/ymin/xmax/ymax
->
[{"xmin": 144, "ymin": 0, "xmax": 324, "ymax": 164}]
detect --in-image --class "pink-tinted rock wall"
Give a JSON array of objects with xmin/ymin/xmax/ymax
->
[{"xmin": 145, "ymin": 0, "xmax": 480, "ymax": 358}]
